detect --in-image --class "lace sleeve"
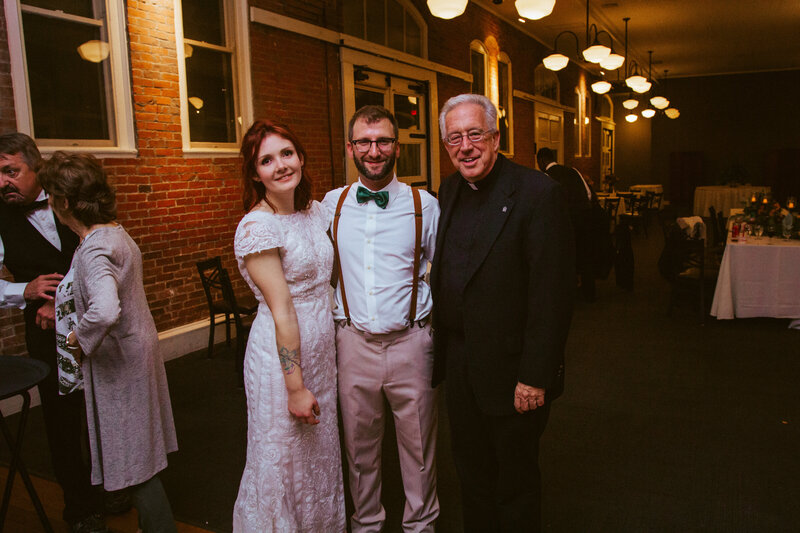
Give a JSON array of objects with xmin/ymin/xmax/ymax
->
[{"xmin": 234, "ymin": 214, "xmax": 284, "ymax": 259}]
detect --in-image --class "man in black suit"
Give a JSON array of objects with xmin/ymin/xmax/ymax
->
[
  {"xmin": 431, "ymin": 95, "xmax": 574, "ymax": 532},
  {"xmin": 536, "ymin": 147, "xmax": 595, "ymax": 302},
  {"xmin": 0, "ymin": 133, "xmax": 109, "ymax": 533}
]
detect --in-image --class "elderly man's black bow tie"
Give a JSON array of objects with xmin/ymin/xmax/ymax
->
[
  {"xmin": 24, "ymin": 199, "xmax": 49, "ymax": 212},
  {"xmin": 356, "ymin": 186, "xmax": 389, "ymax": 209}
]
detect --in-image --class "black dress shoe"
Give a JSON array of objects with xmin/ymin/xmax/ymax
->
[{"xmin": 71, "ymin": 513, "xmax": 110, "ymax": 533}]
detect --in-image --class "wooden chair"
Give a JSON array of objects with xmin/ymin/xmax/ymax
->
[
  {"xmin": 601, "ymin": 196, "xmax": 621, "ymax": 232},
  {"xmin": 197, "ymin": 257, "xmax": 256, "ymax": 385},
  {"xmin": 619, "ymin": 193, "xmax": 650, "ymax": 237},
  {"xmin": 659, "ymin": 223, "xmax": 718, "ymax": 324}
]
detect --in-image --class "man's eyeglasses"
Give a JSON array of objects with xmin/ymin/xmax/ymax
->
[
  {"xmin": 350, "ymin": 138, "xmax": 397, "ymax": 153},
  {"xmin": 444, "ymin": 129, "xmax": 494, "ymax": 146}
]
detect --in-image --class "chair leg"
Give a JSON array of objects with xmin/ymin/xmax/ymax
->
[
  {"xmin": 225, "ymin": 313, "xmax": 232, "ymax": 346},
  {"xmin": 206, "ymin": 316, "xmax": 215, "ymax": 359}
]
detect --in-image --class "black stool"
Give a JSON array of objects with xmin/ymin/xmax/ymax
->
[{"xmin": 0, "ymin": 355, "xmax": 53, "ymax": 532}]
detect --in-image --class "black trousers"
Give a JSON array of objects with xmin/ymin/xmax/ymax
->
[
  {"xmin": 444, "ymin": 333, "xmax": 551, "ymax": 533},
  {"xmin": 26, "ymin": 323, "xmax": 100, "ymax": 525}
]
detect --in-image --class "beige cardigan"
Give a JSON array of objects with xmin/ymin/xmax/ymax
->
[{"xmin": 73, "ymin": 224, "xmax": 178, "ymax": 490}]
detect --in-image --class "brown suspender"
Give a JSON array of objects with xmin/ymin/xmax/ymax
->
[
  {"xmin": 332, "ymin": 185, "xmax": 424, "ymax": 327},
  {"xmin": 408, "ymin": 188, "xmax": 422, "ymax": 325},
  {"xmin": 332, "ymin": 184, "xmax": 353, "ymax": 324}
]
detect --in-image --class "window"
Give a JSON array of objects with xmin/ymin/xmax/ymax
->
[
  {"xmin": 4, "ymin": 0, "xmax": 135, "ymax": 153},
  {"xmin": 176, "ymin": 0, "xmax": 250, "ymax": 151},
  {"xmin": 497, "ymin": 53, "xmax": 512, "ymax": 155},
  {"xmin": 342, "ymin": 0, "xmax": 425, "ymax": 58},
  {"xmin": 534, "ymin": 65, "xmax": 559, "ymax": 102},
  {"xmin": 470, "ymin": 41, "xmax": 487, "ymax": 96}
]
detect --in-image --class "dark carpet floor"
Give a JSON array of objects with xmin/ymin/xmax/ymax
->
[{"xmin": 3, "ymin": 214, "xmax": 799, "ymax": 532}]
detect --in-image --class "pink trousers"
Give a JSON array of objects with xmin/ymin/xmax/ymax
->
[{"xmin": 336, "ymin": 321, "xmax": 439, "ymax": 533}]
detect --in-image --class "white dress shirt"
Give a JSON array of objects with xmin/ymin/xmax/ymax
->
[
  {"xmin": 0, "ymin": 190, "xmax": 62, "ymax": 309},
  {"xmin": 322, "ymin": 177, "xmax": 439, "ymax": 334}
]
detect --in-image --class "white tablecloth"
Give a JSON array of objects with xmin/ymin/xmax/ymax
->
[
  {"xmin": 711, "ymin": 236, "xmax": 800, "ymax": 320},
  {"xmin": 693, "ymin": 185, "xmax": 770, "ymax": 217},
  {"xmin": 630, "ymin": 184, "xmax": 663, "ymax": 194}
]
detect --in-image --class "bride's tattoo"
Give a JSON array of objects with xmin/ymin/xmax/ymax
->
[{"xmin": 279, "ymin": 346, "xmax": 300, "ymax": 374}]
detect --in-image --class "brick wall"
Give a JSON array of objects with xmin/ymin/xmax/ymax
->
[{"xmin": 1, "ymin": 0, "xmax": 603, "ymax": 357}]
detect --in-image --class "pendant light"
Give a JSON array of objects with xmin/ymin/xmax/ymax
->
[
  {"xmin": 591, "ymin": 80, "xmax": 612, "ymax": 94},
  {"xmin": 427, "ymin": 0, "xmax": 468, "ymax": 19},
  {"xmin": 542, "ymin": 1, "xmax": 618, "ymax": 71},
  {"xmin": 641, "ymin": 108, "xmax": 656, "ymax": 118},
  {"xmin": 622, "ymin": 97, "xmax": 639, "ymax": 110},
  {"xmin": 515, "ymin": 0, "xmax": 556, "ymax": 20},
  {"xmin": 625, "ymin": 113, "xmax": 638, "ymax": 123}
]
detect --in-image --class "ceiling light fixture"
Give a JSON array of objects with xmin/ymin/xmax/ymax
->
[
  {"xmin": 665, "ymin": 107, "xmax": 680, "ymax": 119},
  {"xmin": 650, "ymin": 96, "xmax": 669, "ymax": 109},
  {"xmin": 641, "ymin": 108, "xmax": 656, "ymax": 118},
  {"xmin": 427, "ymin": 0, "xmax": 468, "ymax": 19},
  {"xmin": 625, "ymin": 113, "xmax": 638, "ymax": 123},
  {"xmin": 77, "ymin": 40, "xmax": 110, "ymax": 63},
  {"xmin": 622, "ymin": 97, "xmax": 639, "ymax": 110},
  {"xmin": 515, "ymin": 0, "xmax": 556, "ymax": 20},
  {"xmin": 591, "ymin": 80, "xmax": 612, "ymax": 94},
  {"xmin": 543, "ymin": 1, "xmax": 619, "ymax": 72}
]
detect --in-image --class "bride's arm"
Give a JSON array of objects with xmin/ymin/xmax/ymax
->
[{"xmin": 244, "ymin": 249, "xmax": 320, "ymax": 425}]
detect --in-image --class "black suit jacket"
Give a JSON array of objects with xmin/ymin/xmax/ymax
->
[
  {"xmin": 543, "ymin": 163, "xmax": 591, "ymax": 228},
  {"xmin": 431, "ymin": 155, "xmax": 574, "ymax": 415}
]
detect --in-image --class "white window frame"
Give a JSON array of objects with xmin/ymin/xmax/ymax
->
[
  {"xmin": 497, "ymin": 51, "xmax": 513, "ymax": 157},
  {"xmin": 4, "ymin": 0, "xmax": 136, "ymax": 157},
  {"xmin": 342, "ymin": 0, "xmax": 428, "ymax": 59},
  {"xmin": 174, "ymin": 0, "xmax": 252, "ymax": 156}
]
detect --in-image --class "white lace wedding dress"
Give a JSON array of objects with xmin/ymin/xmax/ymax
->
[{"xmin": 232, "ymin": 202, "xmax": 345, "ymax": 532}]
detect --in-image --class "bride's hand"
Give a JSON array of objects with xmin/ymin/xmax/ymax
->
[{"xmin": 288, "ymin": 387, "xmax": 320, "ymax": 425}]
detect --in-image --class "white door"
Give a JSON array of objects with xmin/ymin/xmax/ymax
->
[{"xmin": 535, "ymin": 102, "xmax": 564, "ymax": 165}]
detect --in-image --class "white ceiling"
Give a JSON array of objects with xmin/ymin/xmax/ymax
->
[{"xmin": 474, "ymin": 0, "xmax": 800, "ymax": 80}]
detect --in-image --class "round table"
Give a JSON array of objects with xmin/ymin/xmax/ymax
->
[{"xmin": 0, "ymin": 356, "xmax": 53, "ymax": 532}]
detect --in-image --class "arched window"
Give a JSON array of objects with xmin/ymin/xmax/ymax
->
[
  {"xmin": 497, "ymin": 52, "xmax": 513, "ymax": 155},
  {"xmin": 534, "ymin": 65, "xmax": 559, "ymax": 103},
  {"xmin": 597, "ymin": 94, "xmax": 613, "ymax": 120},
  {"xmin": 470, "ymin": 40, "xmax": 488, "ymax": 96},
  {"xmin": 342, "ymin": 0, "xmax": 426, "ymax": 57}
]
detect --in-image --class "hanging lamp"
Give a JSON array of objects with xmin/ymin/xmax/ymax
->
[
  {"xmin": 427, "ymin": 0, "xmax": 468, "ymax": 19},
  {"xmin": 515, "ymin": 0, "xmax": 556, "ymax": 20}
]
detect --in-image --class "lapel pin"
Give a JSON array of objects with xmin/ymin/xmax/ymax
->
[{"xmin": 502, "ymin": 206, "xmax": 507, "ymax": 212}]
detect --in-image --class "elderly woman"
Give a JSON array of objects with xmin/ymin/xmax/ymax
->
[{"xmin": 39, "ymin": 152, "xmax": 178, "ymax": 533}]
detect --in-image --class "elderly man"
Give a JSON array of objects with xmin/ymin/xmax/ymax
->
[
  {"xmin": 0, "ymin": 133, "xmax": 108, "ymax": 533},
  {"xmin": 323, "ymin": 105, "xmax": 440, "ymax": 532},
  {"xmin": 431, "ymin": 95, "xmax": 574, "ymax": 532}
]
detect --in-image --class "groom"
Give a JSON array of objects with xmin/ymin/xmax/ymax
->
[{"xmin": 323, "ymin": 105, "xmax": 440, "ymax": 532}]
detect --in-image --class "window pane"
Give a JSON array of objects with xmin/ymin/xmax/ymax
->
[
  {"xmin": 498, "ymin": 61, "xmax": 509, "ymax": 104},
  {"xmin": 22, "ymin": 13, "xmax": 112, "ymax": 140},
  {"xmin": 471, "ymin": 50, "xmax": 485, "ymax": 95},
  {"xmin": 355, "ymin": 88, "xmax": 385, "ymax": 111},
  {"xmin": 182, "ymin": 0, "xmax": 225, "ymax": 45},
  {"xmin": 406, "ymin": 12, "xmax": 421, "ymax": 56},
  {"xmin": 365, "ymin": 0, "xmax": 385, "ymax": 46},
  {"xmin": 397, "ymin": 144, "xmax": 421, "ymax": 178},
  {"xmin": 186, "ymin": 47, "xmax": 236, "ymax": 143},
  {"xmin": 393, "ymin": 94, "xmax": 420, "ymax": 131},
  {"xmin": 342, "ymin": 0, "xmax": 364, "ymax": 38},
  {"xmin": 23, "ymin": 0, "xmax": 94, "ymax": 18},
  {"xmin": 387, "ymin": 0, "xmax": 404, "ymax": 51}
]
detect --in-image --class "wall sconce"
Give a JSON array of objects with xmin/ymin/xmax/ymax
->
[{"xmin": 77, "ymin": 40, "xmax": 110, "ymax": 63}]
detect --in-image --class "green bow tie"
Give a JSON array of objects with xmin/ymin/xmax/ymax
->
[{"xmin": 356, "ymin": 186, "xmax": 389, "ymax": 209}]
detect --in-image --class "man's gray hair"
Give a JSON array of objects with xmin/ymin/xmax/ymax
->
[
  {"xmin": 0, "ymin": 132, "xmax": 42, "ymax": 170},
  {"xmin": 438, "ymin": 94, "xmax": 497, "ymax": 140}
]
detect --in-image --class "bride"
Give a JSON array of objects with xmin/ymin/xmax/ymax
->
[{"xmin": 232, "ymin": 119, "xmax": 345, "ymax": 532}]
